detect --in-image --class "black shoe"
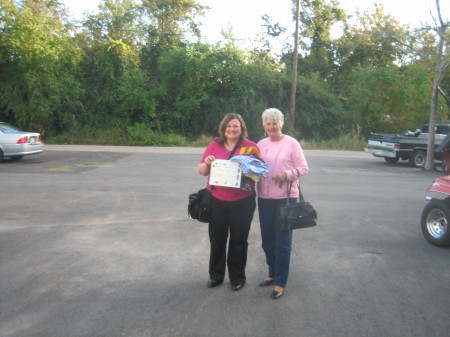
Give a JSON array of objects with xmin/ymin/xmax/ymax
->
[
  {"xmin": 271, "ymin": 289, "xmax": 284, "ymax": 299},
  {"xmin": 231, "ymin": 283, "xmax": 245, "ymax": 291},
  {"xmin": 207, "ymin": 279, "xmax": 222, "ymax": 288},
  {"xmin": 259, "ymin": 279, "xmax": 274, "ymax": 287}
]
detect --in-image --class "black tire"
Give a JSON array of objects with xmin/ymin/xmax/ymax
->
[
  {"xmin": 421, "ymin": 199, "xmax": 450, "ymax": 247},
  {"xmin": 410, "ymin": 150, "xmax": 426, "ymax": 168},
  {"xmin": 10, "ymin": 155, "xmax": 24, "ymax": 160},
  {"xmin": 384, "ymin": 156, "xmax": 399, "ymax": 164},
  {"xmin": 0, "ymin": 149, "xmax": 3, "ymax": 163}
]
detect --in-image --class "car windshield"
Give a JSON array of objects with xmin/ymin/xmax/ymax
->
[{"xmin": 0, "ymin": 123, "xmax": 23, "ymax": 134}]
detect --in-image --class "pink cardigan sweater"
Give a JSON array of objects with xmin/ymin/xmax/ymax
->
[{"xmin": 257, "ymin": 135, "xmax": 309, "ymax": 199}]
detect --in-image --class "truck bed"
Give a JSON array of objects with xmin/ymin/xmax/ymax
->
[{"xmin": 365, "ymin": 128, "xmax": 448, "ymax": 166}]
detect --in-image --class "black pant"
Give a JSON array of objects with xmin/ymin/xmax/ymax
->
[{"xmin": 208, "ymin": 193, "xmax": 256, "ymax": 285}]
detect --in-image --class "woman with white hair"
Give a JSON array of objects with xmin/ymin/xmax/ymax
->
[{"xmin": 257, "ymin": 108, "xmax": 309, "ymax": 299}]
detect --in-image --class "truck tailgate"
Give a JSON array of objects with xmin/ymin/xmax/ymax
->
[{"xmin": 365, "ymin": 139, "xmax": 397, "ymax": 158}]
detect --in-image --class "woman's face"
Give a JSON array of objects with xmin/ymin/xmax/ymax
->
[
  {"xmin": 264, "ymin": 117, "xmax": 281, "ymax": 139},
  {"xmin": 225, "ymin": 118, "xmax": 242, "ymax": 141}
]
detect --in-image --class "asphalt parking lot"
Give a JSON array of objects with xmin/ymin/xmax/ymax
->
[{"xmin": 1, "ymin": 145, "xmax": 449, "ymax": 337}]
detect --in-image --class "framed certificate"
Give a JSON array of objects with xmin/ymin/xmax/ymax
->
[{"xmin": 210, "ymin": 159, "xmax": 242, "ymax": 188}]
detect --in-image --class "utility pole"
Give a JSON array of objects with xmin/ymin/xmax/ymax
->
[{"xmin": 289, "ymin": 0, "xmax": 300, "ymax": 135}]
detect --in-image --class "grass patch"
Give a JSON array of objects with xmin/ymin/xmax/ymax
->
[
  {"xmin": 46, "ymin": 127, "xmax": 129, "ymax": 145},
  {"xmin": 46, "ymin": 125, "xmax": 195, "ymax": 147},
  {"xmin": 45, "ymin": 125, "xmax": 366, "ymax": 151},
  {"xmin": 301, "ymin": 125, "xmax": 366, "ymax": 151},
  {"xmin": 47, "ymin": 161, "xmax": 109, "ymax": 171}
]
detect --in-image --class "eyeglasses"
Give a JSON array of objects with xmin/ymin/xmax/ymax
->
[{"xmin": 225, "ymin": 113, "xmax": 241, "ymax": 118}]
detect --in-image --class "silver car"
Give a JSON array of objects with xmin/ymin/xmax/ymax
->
[{"xmin": 0, "ymin": 122, "xmax": 44, "ymax": 162}]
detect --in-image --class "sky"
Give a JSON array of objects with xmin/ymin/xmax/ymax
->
[{"xmin": 62, "ymin": 0, "xmax": 449, "ymax": 46}]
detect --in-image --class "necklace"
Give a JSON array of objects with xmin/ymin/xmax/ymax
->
[{"xmin": 270, "ymin": 133, "xmax": 283, "ymax": 142}]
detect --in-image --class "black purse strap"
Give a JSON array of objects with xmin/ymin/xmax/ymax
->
[
  {"xmin": 228, "ymin": 140, "xmax": 241, "ymax": 159},
  {"xmin": 285, "ymin": 169, "xmax": 304, "ymax": 205}
]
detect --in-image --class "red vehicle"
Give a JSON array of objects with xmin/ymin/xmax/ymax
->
[
  {"xmin": 422, "ymin": 175, "xmax": 450, "ymax": 247},
  {"xmin": 420, "ymin": 135, "xmax": 450, "ymax": 247}
]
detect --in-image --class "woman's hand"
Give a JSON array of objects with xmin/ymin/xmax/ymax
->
[
  {"xmin": 205, "ymin": 155, "xmax": 215, "ymax": 165},
  {"xmin": 272, "ymin": 171, "xmax": 287, "ymax": 187},
  {"xmin": 198, "ymin": 155, "xmax": 215, "ymax": 176}
]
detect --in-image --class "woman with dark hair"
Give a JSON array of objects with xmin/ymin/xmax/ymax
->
[{"xmin": 198, "ymin": 113, "xmax": 257, "ymax": 291}]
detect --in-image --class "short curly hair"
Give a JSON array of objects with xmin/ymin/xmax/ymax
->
[{"xmin": 261, "ymin": 108, "xmax": 284, "ymax": 129}]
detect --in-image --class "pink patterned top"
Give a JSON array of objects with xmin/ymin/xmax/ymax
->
[{"xmin": 200, "ymin": 139, "xmax": 257, "ymax": 201}]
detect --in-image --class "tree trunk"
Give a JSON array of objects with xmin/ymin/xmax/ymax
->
[{"xmin": 425, "ymin": 83, "xmax": 438, "ymax": 170}]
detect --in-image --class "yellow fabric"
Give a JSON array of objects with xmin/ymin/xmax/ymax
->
[
  {"xmin": 245, "ymin": 174, "xmax": 261, "ymax": 182},
  {"xmin": 240, "ymin": 146, "xmax": 262, "ymax": 158}
]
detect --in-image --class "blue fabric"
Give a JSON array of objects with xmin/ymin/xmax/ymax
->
[
  {"xmin": 257, "ymin": 197, "xmax": 295, "ymax": 287},
  {"xmin": 230, "ymin": 154, "xmax": 269, "ymax": 177}
]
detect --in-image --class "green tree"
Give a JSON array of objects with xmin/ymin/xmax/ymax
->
[
  {"xmin": 0, "ymin": 0, "xmax": 83, "ymax": 134},
  {"xmin": 84, "ymin": 38, "xmax": 150, "ymax": 126},
  {"xmin": 157, "ymin": 43, "xmax": 213, "ymax": 135},
  {"xmin": 333, "ymin": 5, "xmax": 408, "ymax": 98},
  {"xmin": 116, "ymin": 68, "xmax": 157, "ymax": 125},
  {"xmin": 400, "ymin": 63, "xmax": 439, "ymax": 126},
  {"xmin": 157, "ymin": 41, "xmax": 284, "ymax": 139},
  {"xmin": 142, "ymin": 0, "xmax": 206, "ymax": 44},
  {"xmin": 255, "ymin": 14, "xmax": 287, "ymax": 57},
  {"xmin": 344, "ymin": 64, "xmax": 443, "ymax": 135},
  {"xmin": 298, "ymin": 0, "xmax": 346, "ymax": 78},
  {"xmin": 294, "ymin": 73, "xmax": 346, "ymax": 139},
  {"xmin": 80, "ymin": 0, "xmax": 144, "ymax": 47},
  {"xmin": 141, "ymin": 0, "xmax": 207, "ymax": 76},
  {"xmin": 75, "ymin": 0, "xmax": 159, "ymax": 128}
]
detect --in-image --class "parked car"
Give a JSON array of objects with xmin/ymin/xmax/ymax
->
[
  {"xmin": 0, "ymin": 122, "xmax": 43, "ymax": 162},
  {"xmin": 422, "ymin": 175, "xmax": 450, "ymax": 247}
]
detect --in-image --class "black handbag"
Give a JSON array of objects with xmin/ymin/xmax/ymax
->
[
  {"xmin": 189, "ymin": 142, "xmax": 250, "ymax": 223},
  {"xmin": 278, "ymin": 180, "xmax": 317, "ymax": 231},
  {"xmin": 188, "ymin": 188, "xmax": 212, "ymax": 223}
]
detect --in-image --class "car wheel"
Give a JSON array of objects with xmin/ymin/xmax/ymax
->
[
  {"xmin": 384, "ymin": 156, "xmax": 399, "ymax": 164},
  {"xmin": 421, "ymin": 199, "xmax": 450, "ymax": 247},
  {"xmin": 10, "ymin": 155, "xmax": 24, "ymax": 160},
  {"xmin": 0, "ymin": 149, "xmax": 3, "ymax": 163},
  {"xmin": 410, "ymin": 150, "xmax": 426, "ymax": 168}
]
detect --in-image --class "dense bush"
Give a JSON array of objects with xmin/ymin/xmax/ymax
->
[{"xmin": 1, "ymin": 0, "xmax": 448, "ymax": 147}]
